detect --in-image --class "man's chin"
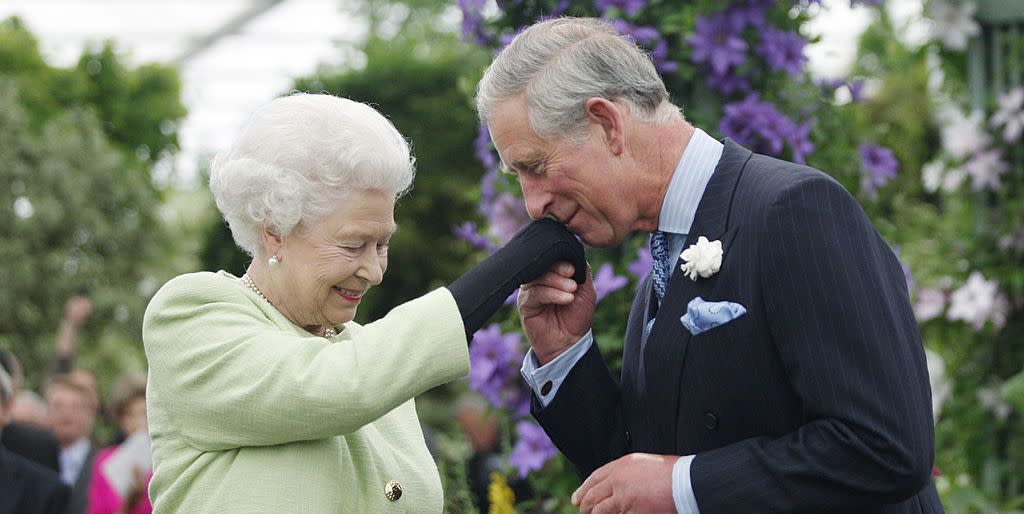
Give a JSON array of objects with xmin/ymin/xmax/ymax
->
[{"xmin": 577, "ymin": 230, "xmax": 623, "ymax": 248}]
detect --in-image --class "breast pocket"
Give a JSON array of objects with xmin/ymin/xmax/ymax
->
[{"xmin": 689, "ymin": 306, "xmax": 753, "ymax": 342}]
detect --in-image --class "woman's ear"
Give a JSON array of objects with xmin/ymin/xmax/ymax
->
[
  {"xmin": 584, "ymin": 97, "xmax": 625, "ymax": 156},
  {"xmin": 260, "ymin": 224, "xmax": 284, "ymax": 260}
]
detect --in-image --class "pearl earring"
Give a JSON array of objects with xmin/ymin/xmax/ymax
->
[{"xmin": 268, "ymin": 255, "xmax": 280, "ymax": 267}]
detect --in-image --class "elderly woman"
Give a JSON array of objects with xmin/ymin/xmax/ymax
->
[{"xmin": 143, "ymin": 93, "xmax": 584, "ymax": 513}]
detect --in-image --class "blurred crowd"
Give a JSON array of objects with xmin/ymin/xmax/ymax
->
[{"xmin": 1, "ymin": 295, "xmax": 152, "ymax": 514}]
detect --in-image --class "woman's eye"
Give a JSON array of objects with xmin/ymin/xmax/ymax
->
[
  {"xmin": 376, "ymin": 242, "xmax": 390, "ymax": 255},
  {"xmin": 339, "ymin": 244, "xmax": 364, "ymax": 252}
]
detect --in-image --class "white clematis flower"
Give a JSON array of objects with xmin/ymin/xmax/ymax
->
[
  {"xmin": 990, "ymin": 87, "xmax": 1024, "ymax": 143},
  {"xmin": 928, "ymin": 0, "xmax": 980, "ymax": 51}
]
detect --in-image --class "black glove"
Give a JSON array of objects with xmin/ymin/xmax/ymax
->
[{"xmin": 448, "ymin": 218, "xmax": 587, "ymax": 340}]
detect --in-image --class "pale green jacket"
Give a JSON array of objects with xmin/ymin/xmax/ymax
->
[{"xmin": 142, "ymin": 271, "xmax": 470, "ymax": 513}]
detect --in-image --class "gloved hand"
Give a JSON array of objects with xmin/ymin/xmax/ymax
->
[{"xmin": 448, "ymin": 218, "xmax": 587, "ymax": 340}]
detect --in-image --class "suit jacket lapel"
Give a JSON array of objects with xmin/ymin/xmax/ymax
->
[{"xmin": 641, "ymin": 139, "xmax": 752, "ymax": 453}]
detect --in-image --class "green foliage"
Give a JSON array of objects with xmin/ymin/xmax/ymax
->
[
  {"xmin": 0, "ymin": 18, "xmax": 187, "ymax": 389},
  {"xmin": 0, "ymin": 17, "xmax": 186, "ymax": 166},
  {"xmin": 0, "ymin": 83, "xmax": 166, "ymax": 383}
]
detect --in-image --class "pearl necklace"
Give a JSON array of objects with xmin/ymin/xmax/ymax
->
[{"xmin": 240, "ymin": 274, "xmax": 337, "ymax": 339}]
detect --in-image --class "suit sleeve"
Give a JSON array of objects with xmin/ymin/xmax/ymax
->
[
  {"xmin": 143, "ymin": 274, "xmax": 469, "ymax": 451},
  {"xmin": 531, "ymin": 341, "xmax": 629, "ymax": 478},
  {"xmin": 690, "ymin": 176, "xmax": 935, "ymax": 512}
]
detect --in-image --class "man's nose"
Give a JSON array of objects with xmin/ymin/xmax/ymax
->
[{"xmin": 520, "ymin": 176, "xmax": 549, "ymax": 220}]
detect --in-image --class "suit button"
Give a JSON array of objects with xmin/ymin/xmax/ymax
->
[
  {"xmin": 540, "ymin": 380, "xmax": 553, "ymax": 396},
  {"xmin": 625, "ymin": 430, "xmax": 632, "ymax": 447},
  {"xmin": 704, "ymin": 412, "xmax": 718, "ymax": 430},
  {"xmin": 385, "ymin": 480, "xmax": 402, "ymax": 501}
]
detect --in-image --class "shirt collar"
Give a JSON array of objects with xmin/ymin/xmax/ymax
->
[
  {"xmin": 61, "ymin": 437, "xmax": 91, "ymax": 464},
  {"xmin": 657, "ymin": 128, "xmax": 724, "ymax": 235}
]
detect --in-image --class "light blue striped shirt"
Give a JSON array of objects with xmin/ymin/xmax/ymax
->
[{"xmin": 520, "ymin": 128, "xmax": 723, "ymax": 514}]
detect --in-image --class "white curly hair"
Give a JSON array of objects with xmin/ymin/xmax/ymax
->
[{"xmin": 209, "ymin": 93, "xmax": 415, "ymax": 258}]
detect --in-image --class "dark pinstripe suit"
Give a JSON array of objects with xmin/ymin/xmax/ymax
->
[{"xmin": 533, "ymin": 140, "xmax": 944, "ymax": 513}]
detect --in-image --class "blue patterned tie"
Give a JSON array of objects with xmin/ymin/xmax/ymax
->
[{"xmin": 650, "ymin": 230, "xmax": 672, "ymax": 301}]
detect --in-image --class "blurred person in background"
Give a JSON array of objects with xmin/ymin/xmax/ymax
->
[
  {"xmin": 46, "ymin": 374, "xmax": 98, "ymax": 514},
  {"xmin": 86, "ymin": 373, "xmax": 152, "ymax": 514},
  {"xmin": 53, "ymin": 294, "xmax": 103, "ymax": 414},
  {"xmin": 143, "ymin": 93, "xmax": 584, "ymax": 513},
  {"xmin": 54, "ymin": 293, "xmax": 93, "ymax": 375},
  {"xmin": 1, "ymin": 366, "xmax": 71, "ymax": 514},
  {"xmin": 0, "ymin": 349, "xmax": 61, "ymax": 472},
  {"xmin": 455, "ymin": 395, "xmax": 503, "ymax": 511},
  {"xmin": 12, "ymin": 390, "xmax": 50, "ymax": 427}
]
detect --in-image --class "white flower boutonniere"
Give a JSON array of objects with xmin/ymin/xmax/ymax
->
[{"xmin": 680, "ymin": 236, "xmax": 723, "ymax": 281}]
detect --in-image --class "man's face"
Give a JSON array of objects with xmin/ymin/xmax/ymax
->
[
  {"xmin": 487, "ymin": 97, "xmax": 639, "ymax": 247},
  {"xmin": 45, "ymin": 384, "xmax": 95, "ymax": 446}
]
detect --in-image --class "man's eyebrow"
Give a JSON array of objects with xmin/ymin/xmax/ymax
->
[{"xmin": 503, "ymin": 155, "xmax": 546, "ymax": 175}]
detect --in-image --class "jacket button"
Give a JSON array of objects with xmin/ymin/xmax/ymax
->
[
  {"xmin": 625, "ymin": 430, "xmax": 632, "ymax": 448},
  {"xmin": 385, "ymin": 480, "xmax": 402, "ymax": 501},
  {"xmin": 704, "ymin": 412, "xmax": 718, "ymax": 430}
]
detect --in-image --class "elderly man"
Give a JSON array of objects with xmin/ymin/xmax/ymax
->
[
  {"xmin": 45, "ymin": 374, "xmax": 97, "ymax": 514},
  {"xmin": 477, "ymin": 17, "xmax": 944, "ymax": 514},
  {"xmin": 1, "ymin": 367, "xmax": 70, "ymax": 514},
  {"xmin": 0, "ymin": 349, "xmax": 60, "ymax": 472}
]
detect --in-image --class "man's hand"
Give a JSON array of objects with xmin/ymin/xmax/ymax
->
[
  {"xmin": 572, "ymin": 453, "xmax": 677, "ymax": 514},
  {"xmin": 518, "ymin": 262, "xmax": 596, "ymax": 365}
]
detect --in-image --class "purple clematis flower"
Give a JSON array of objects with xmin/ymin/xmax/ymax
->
[
  {"xmin": 727, "ymin": 0, "xmax": 771, "ymax": 30},
  {"xmin": 469, "ymin": 325, "xmax": 529, "ymax": 415},
  {"xmin": 593, "ymin": 263, "xmax": 628, "ymax": 303},
  {"xmin": 487, "ymin": 193, "xmax": 531, "ymax": 246},
  {"xmin": 707, "ymin": 68, "xmax": 752, "ymax": 95},
  {"xmin": 859, "ymin": 144, "xmax": 899, "ymax": 194},
  {"xmin": 688, "ymin": 13, "xmax": 748, "ymax": 76},
  {"xmin": 847, "ymin": 79, "xmax": 866, "ymax": 103},
  {"xmin": 595, "ymin": 0, "xmax": 646, "ymax": 17},
  {"xmin": 757, "ymin": 28, "xmax": 808, "ymax": 76},
  {"xmin": 787, "ymin": 120, "xmax": 815, "ymax": 164},
  {"xmin": 453, "ymin": 222, "xmax": 496, "ymax": 252},
  {"xmin": 509, "ymin": 421, "xmax": 558, "ymax": 478},
  {"xmin": 474, "ymin": 123, "xmax": 497, "ymax": 171},
  {"xmin": 458, "ymin": 0, "xmax": 489, "ymax": 45},
  {"xmin": 627, "ymin": 245, "xmax": 653, "ymax": 284},
  {"xmin": 611, "ymin": 21, "xmax": 677, "ymax": 74},
  {"xmin": 720, "ymin": 95, "xmax": 812, "ymax": 162},
  {"xmin": 891, "ymin": 245, "xmax": 915, "ymax": 293}
]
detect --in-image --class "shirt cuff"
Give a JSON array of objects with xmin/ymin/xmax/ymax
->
[
  {"xmin": 519, "ymin": 330, "xmax": 593, "ymax": 407},
  {"xmin": 673, "ymin": 455, "xmax": 700, "ymax": 514}
]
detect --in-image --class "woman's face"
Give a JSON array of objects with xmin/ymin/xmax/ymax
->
[
  {"xmin": 273, "ymin": 189, "xmax": 396, "ymax": 330},
  {"xmin": 119, "ymin": 396, "xmax": 147, "ymax": 435}
]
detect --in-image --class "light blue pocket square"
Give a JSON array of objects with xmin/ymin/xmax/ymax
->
[{"xmin": 680, "ymin": 297, "xmax": 747, "ymax": 336}]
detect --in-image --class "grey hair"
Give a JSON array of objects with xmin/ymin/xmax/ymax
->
[
  {"xmin": 209, "ymin": 93, "xmax": 415, "ymax": 258},
  {"xmin": 476, "ymin": 17, "xmax": 680, "ymax": 143}
]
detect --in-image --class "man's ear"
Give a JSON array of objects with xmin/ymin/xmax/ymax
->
[{"xmin": 584, "ymin": 97, "xmax": 625, "ymax": 156}]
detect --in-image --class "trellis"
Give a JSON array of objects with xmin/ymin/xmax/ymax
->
[{"xmin": 968, "ymin": 0, "xmax": 1024, "ymax": 173}]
